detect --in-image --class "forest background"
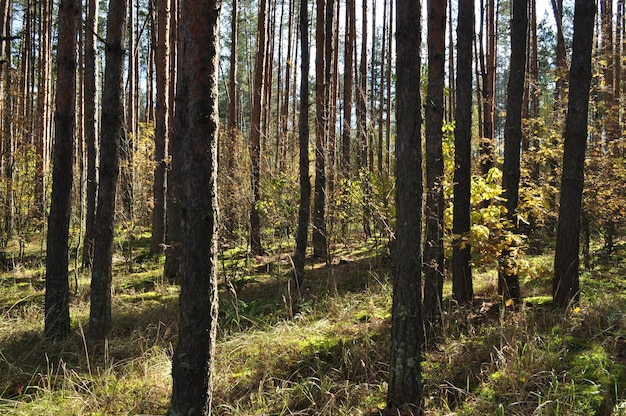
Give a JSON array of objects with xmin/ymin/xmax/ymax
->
[{"xmin": 0, "ymin": 0, "xmax": 625, "ymax": 414}]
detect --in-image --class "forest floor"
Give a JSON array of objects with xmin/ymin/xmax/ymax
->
[{"xmin": 0, "ymin": 229, "xmax": 625, "ymax": 415}]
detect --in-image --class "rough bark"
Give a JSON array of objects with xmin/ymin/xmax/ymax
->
[
  {"xmin": 424, "ymin": 0, "xmax": 446, "ymax": 343},
  {"xmin": 44, "ymin": 0, "xmax": 79, "ymax": 339},
  {"xmin": 312, "ymin": 0, "xmax": 329, "ymax": 260},
  {"xmin": 387, "ymin": 0, "xmax": 423, "ymax": 410},
  {"xmin": 292, "ymin": 0, "xmax": 310, "ymax": 290},
  {"xmin": 341, "ymin": 0, "xmax": 355, "ymax": 175},
  {"xmin": 150, "ymin": 0, "xmax": 170, "ymax": 254},
  {"xmin": 249, "ymin": 0, "xmax": 268, "ymax": 256},
  {"xmin": 553, "ymin": 0, "xmax": 595, "ymax": 308},
  {"xmin": 89, "ymin": 0, "xmax": 128, "ymax": 342},
  {"xmin": 452, "ymin": 0, "xmax": 474, "ymax": 304},
  {"xmin": 82, "ymin": 0, "xmax": 99, "ymax": 268},
  {"xmin": 167, "ymin": 0, "xmax": 220, "ymax": 412},
  {"xmin": 499, "ymin": 0, "xmax": 528, "ymax": 304}
]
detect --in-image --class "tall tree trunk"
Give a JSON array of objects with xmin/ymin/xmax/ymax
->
[
  {"xmin": 424, "ymin": 0, "xmax": 446, "ymax": 343},
  {"xmin": 551, "ymin": 0, "xmax": 568, "ymax": 111},
  {"xmin": 35, "ymin": 0, "xmax": 52, "ymax": 222},
  {"xmin": 341, "ymin": 0, "xmax": 355, "ymax": 175},
  {"xmin": 90, "ymin": 0, "xmax": 128, "ymax": 342},
  {"xmin": 376, "ymin": 0, "xmax": 387, "ymax": 175},
  {"xmin": 44, "ymin": 0, "xmax": 79, "ymax": 340},
  {"xmin": 293, "ymin": 0, "xmax": 310, "ymax": 289},
  {"xmin": 249, "ymin": 0, "xmax": 267, "ymax": 256},
  {"xmin": 447, "ymin": 0, "xmax": 456, "ymax": 122},
  {"xmin": 150, "ymin": 0, "xmax": 170, "ymax": 254},
  {"xmin": 452, "ymin": 0, "xmax": 474, "ymax": 304},
  {"xmin": 2, "ymin": 0, "xmax": 13, "ymax": 239},
  {"xmin": 278, "ymin": 0, "xmax": 294, "ymax": 171},
  {"xmin": 499, "ymin": 0, "xmax": 527, "ymax": 304},
  {"xmin": 553, "ymin": 0, "xmax": 595, "ymax": 308},
  {"xmin": 224, "ymin": 0, "xmax": 238, "ymax": 239},
  {"xmin": 164, "ymin": 0, "xmax": 179, "ymax": 280},
  {"xmin": 312, "ymin": 0, "xmax": 329, "ymax": 259},
  {"xmin": 82, "ymin": 0, "xmax": 99, "ymax": 268},
  {"xmin": 481, "ymin": 0, "xmax": 496, "ymax": 174},
  {"xmin": 167, "ymin": 0, "xmax": 220, "ymax": 411},
  {"xmin": 387, "ymin": 0, "xmax": 423, "ymax": 409}
]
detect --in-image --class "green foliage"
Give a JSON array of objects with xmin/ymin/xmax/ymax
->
[{"xmin": 258, "ymin": 170, "xmax": 299, "ymax": 238}]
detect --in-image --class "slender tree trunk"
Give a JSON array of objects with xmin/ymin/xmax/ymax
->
[
  {"xmin": 278, "ymin": 0, "xmax": 294, "ymax": 171},
  {"xmin": 481, "ymin": 0, "xmax": 496, "ymax": 174},
  {"xmin": 249, "ymin": 0, "xmax": 267, "ymax": 256},
  {"xmin": 553, "ymin": 0, "xmax": 595, "ymax": 308},
  {"xmin": 83, "ymin": 0, "xmax": 99, "ymax": 268},
  {"xmin": 312, "ymin": 0, "xmax": 329, "ymax": 259},
  {"xmin": 377, "ymin": 0, "xmax": 387, "ymax": 175},
  {"xmin": 35, "ymin": 0, "xmax": 51, "ymax": 222},
  {"xmin": 224, "ymin": 0, "xmax": 238, "ymax": 239},
  {"xmin": 499, "ymin": 0, "xmax": 527, "ymax": 304},
  {"xmin": 551, "ymin": 0, "xmax": 568, "ymax": 111},
  {"xmin": 2, "ymin": 1, "xmax": 13, "ymax": 239},
  {"xmin": 452, "ymin": 0, "xmax": 474, "ymax": 304},
  {"xmin": 293, "ymin": 0, "xmax": 310, "ymax": 289},
  {"xmin": 90, "ymin": 0, "xmax": 128, "ymax": 342},
  {"xmin": 44, "ymin": 0, "xmax": 79, "ymax": 340},
  {"xmin": 447, "ymin": 0, "xmax": 456, "ymax": 122},
  {"xmin": 387, "ymin": 0, "xmax": 423, "ymax": 409},
  {"xmin": 341, "ymin": 0, "xmax": 355, "ymax": 175},
  {"xmin": 150, "ymin": 0, "xmax": 170, "ymax": 254},
  {"xmin": 424, "ymin": 0, "xmax": 446, "ymax": 343},
  {"xmin": 164, "ymin": 0, "xmax": 180, "ymax": 281}
]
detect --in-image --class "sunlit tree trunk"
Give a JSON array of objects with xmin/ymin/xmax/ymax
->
[
  {"xmin": 44, "ymin": 0, "xmax": 79, "ymax": 340},
  {"xmin": 35, "ymin": 0, "xmax": 52, "ymax": 222},
  {"xmin": 90, "ymin": 0, "xmax": 128, "ymax": 342},
  {"xmin": 150, "ymin": 0, "xmax": 170, "ymax": 254},
  {"xmin": 293, "ymin": 0, "xmax": 310, "ymax": 288},
  {"xmin": 250, "ymin": 0, "xmax": 268, "ymax": 256},
  {"xmin": 164, "ymin": 0, "xmax": 180, "ymax": 280},
  {"xmin": 312, "ymin": 0, "xmax": 330, "ymax": 259}
]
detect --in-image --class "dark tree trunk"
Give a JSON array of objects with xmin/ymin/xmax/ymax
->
[
  {"xmin": 164, "ymin": 0, "xmax": 180, "ymax": 281},
  {"xmin": 499, "ymin": 0, "xmax": 528, "ymax": 304},
  {"xmin": 250, "ymin": 0, "xmax": 268, "ymax": 256},
  {"xmin": 452, "ymin": 0, "xmax": 474, "ymax": 304},
  {"xmin": 82, "ymin": 0, "xmax": 99, "ymax": 268},
  {"xmin": 551, "ymin": 0, "xmax": 568, "ymax": 110},
  {"xmin": 292, "ymin": 0, "xmax": 310, "ymax": 290},
  {"xmin": 44, "ymin": 0, "xmax": 79, "ymax": 339},
  {"xmin": 312, "ymin": 0, "xmax": 329, "ymax": 260},
  {"xmin": 480, "ymin": 0, "xmax": 496, "ymax": 174},
  {"xmin": 150, "ymin": 0, "xmax": 170, "ymax": 254},
  {"xmin": 423, "ymin": 0, "xmax": 446, "ymax": 343},
  {"xmin": 387, "ymin": 0, "xmax": 423, "ymax": 410},
  {"xmin": 553, "ymin": 0, "xmax": 595, "ymax": 308},
  {"xmin": 89, "ymin": 0, "xmax": 128, "ymax": 342},
  {"xmin": 167, "ymin": 0, "xmax": 220, "ymax": 412}
]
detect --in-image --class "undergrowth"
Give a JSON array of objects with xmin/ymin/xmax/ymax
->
[{"xmin": 0, "ymin": 232, "xmax": 625, "ymax": 415}]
